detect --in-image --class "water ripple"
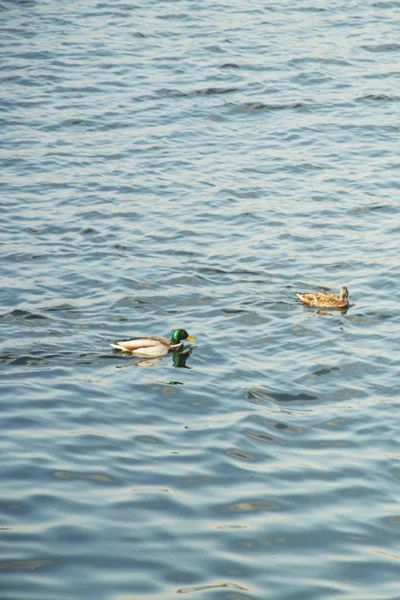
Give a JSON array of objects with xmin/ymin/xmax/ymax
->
[{"xmin": 1, "ymin": 0, "xmax": 399, "ymax": 599}]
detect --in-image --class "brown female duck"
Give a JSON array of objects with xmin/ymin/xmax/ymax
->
[{"xmin": 296, "ymin": 286, "xmax": 349, "ymax": 309}]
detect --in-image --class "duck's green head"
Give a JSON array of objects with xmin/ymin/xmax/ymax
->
[{"xmin": 171, "ymin": 329, "xmax": 197, "ymax": 344}]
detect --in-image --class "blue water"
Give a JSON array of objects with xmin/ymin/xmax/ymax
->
[{"xmin": 1, "ymin": 1, "xmax": 400, "ymax": 599}]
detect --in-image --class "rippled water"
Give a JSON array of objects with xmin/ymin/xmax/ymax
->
[{"xmin": 1, "ymin": 1, "xmax": 400, "ymax": 599}]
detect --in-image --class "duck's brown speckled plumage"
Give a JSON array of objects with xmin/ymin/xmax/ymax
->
[{"xmin": 296, "ymin": 286, "xmax": 349, "ymax": 309}]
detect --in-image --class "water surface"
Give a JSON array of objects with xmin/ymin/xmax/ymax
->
[{"xmin": 1, "ymin": 1, "xmax": 399, "ymax": 599}]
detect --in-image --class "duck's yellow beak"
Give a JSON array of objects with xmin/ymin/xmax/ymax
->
[{"xmin": 187, "ymin": 336, "xmax": 197, "ymax": 342}]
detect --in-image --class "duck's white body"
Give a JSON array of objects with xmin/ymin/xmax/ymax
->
[{"xmin": 111, "ymin": 336, "xmax": 182, "ymax": 357}]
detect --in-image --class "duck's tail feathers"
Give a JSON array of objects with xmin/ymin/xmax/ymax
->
[{"xmin": 111, "ymin": 343, "xmax": 126, "ymax": 351}]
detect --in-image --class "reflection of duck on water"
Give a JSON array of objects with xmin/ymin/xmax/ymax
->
[
  {"xmin": 315, "ymin": 307, "xmax": 348, "ymax": 317},
  {"xmin": 296, "ymin": 286, "xmax": 349, "ymax": 310},
  {"xmin": 133, "ymin": 348, "xmax": 193, "ymax": 369},
  {"xmin": 112, "ymin": 329, "xmax": 197, "ymax": 357},
  {"xmin": 172, "ymin": 348, "xmax": 193, "ymax": 369}
]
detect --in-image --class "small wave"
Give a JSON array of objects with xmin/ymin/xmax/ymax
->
[
  {"xmin": 246, "ymin": 428, "xmax": 285, "ymax": 445},
  {"xmin": 0, "ymin": 308, "xmax": 48, "ymax": 322},
  {"xmin": 231, "ymin": 101, "xmax": 306, "ymax": 113},
  {"xmin": 177, "ymin": 582, "xmax": 248, "ymax": 594},
  {"xmin": 247, "ymin": 387, "xmax": 320, "ymax": 404},
  {"xmin": 0, "ymin": 559, "xmax": 51, "ymax": 571},
  {"xmin": 288, "ymin": 56, "xmax": 350, "ymax": 66},
  {"xmin": 220, "ymin": 62, "xmax": 240, "ymax": 69},
  {"xmin": 356, "ymin": 93, "xmax": 399, "ymax": 102},
  {"xmin": 362, "ymin": 43, "xmax": 400, "ymax": 52},
  {"xmin": 158, "ymin": 86, "xmax": 238, "ymax": 98},
  {"xmin": 372, "ymin": 1, "xmax": 400, "ymax": 6},
  {"xmin": 188, "ymin": 86, "xmax": 238, "ymax": 97}
]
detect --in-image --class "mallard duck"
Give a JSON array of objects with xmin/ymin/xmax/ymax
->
[
  {"xmin": 111, "ymin": 329, "xmax": 197, "ymax": 357},
  {"xmin": 296, "ymin": 286, "xmax": 349, "ymax": 309}
]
